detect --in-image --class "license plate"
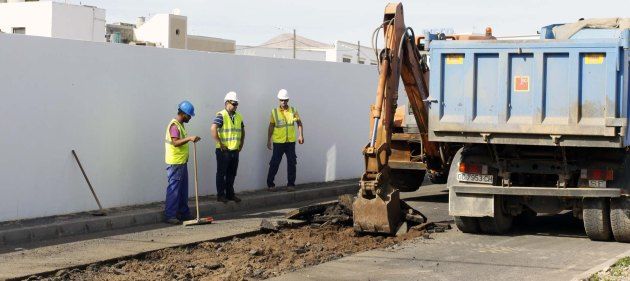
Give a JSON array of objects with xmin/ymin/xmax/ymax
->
[
  {"xmin": 588, "ymin": 180, "xmax": 606, "ymax": 188},
  {"xmin": 457, "ymin": 173, "xmax": 493, "ymax": 184}
]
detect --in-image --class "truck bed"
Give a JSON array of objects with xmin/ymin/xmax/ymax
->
[{"xmin": 427, "ymin": 33, "xmax": 629, "ymax": 148}]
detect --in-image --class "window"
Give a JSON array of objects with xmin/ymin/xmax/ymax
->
[
  {"xmin": 342, "ymin": 58, "xmax": 351, "ymax": 63},
  {"xmin": 358, "ymin": 60, "xmax": 365, "ymax": 64},
  {"xmin": 370, "ymin": 61, "xmax": 377, "ymax": 65},
  {"xmin": 12, "ymin": 27, "xmax": 25, "ymax": 34},
  {"xmin": 175, "ymin": 29, "xmax": 180, "ymax": 36}
]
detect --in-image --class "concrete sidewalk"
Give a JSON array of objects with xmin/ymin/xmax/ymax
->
[
  {"xmin": 0, "ymin": 180, "xmax": 357, "ymax": 248},
  {"xmin": 0, "ymin": 216, "xmax": 292, "ymax": 279}
]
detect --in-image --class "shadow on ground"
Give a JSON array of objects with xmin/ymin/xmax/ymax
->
[{"xmin": 402, "ymin": 190, "xmax": 587, "ymax": 239}]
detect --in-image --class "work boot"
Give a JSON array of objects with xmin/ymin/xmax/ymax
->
[
  {"xmin": 217, "ymin": 196, "xmax": 228, "ymax": 203},
  {"xmin": 165, "ymin": 218, "xmax": 181, "ymax": 225},
  {"xmin": 229, "ymin": 196, "xmax": 242, "ymax": 203},
  {"xmin": 268, "ymin": 186, "xmax": 277, "ymax": 192},
  {"xmin": 286, "ymin": 185, "xmax": 296, "ymax": 192}
]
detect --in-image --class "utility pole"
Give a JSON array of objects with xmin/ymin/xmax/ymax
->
[
  {"xmin": 357, "ymin": 41, "xmax": 360, "ymax": 64},
  {"xmin": 293, "ymin": 29, "xmax": 296, "ymax": 59}
]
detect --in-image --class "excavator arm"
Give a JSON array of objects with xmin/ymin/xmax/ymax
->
[{"xmin": 353, "ymin": 3, "xmax": 445, "ymax": 234}]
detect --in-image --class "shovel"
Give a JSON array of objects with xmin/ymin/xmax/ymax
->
[{"xmin": 183, "ymin": 141, "xmax": 213, "ymax": 226}]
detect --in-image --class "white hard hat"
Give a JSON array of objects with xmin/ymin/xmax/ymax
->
[
  {"xmin": 224, "ymin": 91, "xmax": 239, "ymax": 102},
  {"xmin": 277, "ymin": 89, "xmax": 289, "ymax": 100}
]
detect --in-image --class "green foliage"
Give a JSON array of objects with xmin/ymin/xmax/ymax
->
[{"xmin": 588, "ymin": 257, "xmax": 630, "ymax": 281}]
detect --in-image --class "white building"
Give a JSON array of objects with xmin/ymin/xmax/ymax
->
[
  {"xmin": 127, "ymin": 12, "xmax": 235, "ymax": 53},
  {"xmin": 326, "ymin": 40, "xmax": 378, "ymax": 65},
  {"xmin": 0, "ymin": 0, "xmax": 105, "ymax": 42},
  {"xmin": 237, "ymin": 34, "xmax": 377, "ymax": 64}
]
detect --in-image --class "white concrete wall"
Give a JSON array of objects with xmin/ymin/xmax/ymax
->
[
  {"xmin": 0, "ymin": 33, "xmax": 376, "ymax": 222},
  {"xmin": 0, "ymin": 1, "xmax": 53, "ymax": 36},
  {"xmin": 51, "ymin": 2, "xmax": 106, "ymax": 42}
]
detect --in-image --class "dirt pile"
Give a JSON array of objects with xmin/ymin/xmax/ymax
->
[
  {"xmin": 27, "ymin": 224, "xmax": 427, "ymax": 281},
  {"xmin": 25, "ymin": 197, "xmax": 449, "ymax": 281}
]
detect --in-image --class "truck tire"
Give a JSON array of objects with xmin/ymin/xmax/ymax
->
[
  {"xmin": 478, "ymin": 198, "xmax": 513, "ymax": 235},
  {"xmin": 390, "ymin": 170, "xmax": 426, "ymax": 192},
  {"xmin": 454, "ymin": 216, "xmax": 480, "ymax": 233},
  {"xmin": 583, "ymin": 198, "xmax": 613, "ymax": 241},
  {"xmin": 610, "ymin": 197, "xmax": 630, "ymax": 242}
]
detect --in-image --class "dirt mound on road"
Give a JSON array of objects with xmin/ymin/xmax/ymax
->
[{"xmin": 35, "ymin": 224, "xmax": 427, "ymax": 281}]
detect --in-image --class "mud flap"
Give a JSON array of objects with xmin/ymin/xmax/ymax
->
[
  {"xmin": 353, "ymin": 186, "xmax": 401, "ymax": 234},
  {"xmin": 448, "ymin": 189, "xmax": 494, "ymax": 217}
]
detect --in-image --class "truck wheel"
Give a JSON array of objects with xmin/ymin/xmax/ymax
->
[
  {"xmin": 610, "ymin": 197, "xmax": 630, "ymax": 242},
  {"xmin": 479, "ymin": 212, "xmax": 513, "ymax": 234},
  {"xmin": 583, "ymin": 198, "xmax": 612, "ymax": 241},
  {"xmin": 478, "ymin": 196, "xmax": 513, "ymax": 234},
  {"xmin": 454, "ymin": 216, "xmax": 480, "ymax": 233}
]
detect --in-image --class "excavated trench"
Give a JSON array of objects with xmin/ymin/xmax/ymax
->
[{"xmin": 22, "ymin": 198, "xmax": 450, "ymax": 281}]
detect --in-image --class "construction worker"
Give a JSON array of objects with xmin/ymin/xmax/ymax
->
[
  {"xmin": 266, "ymin": 89, "xmax": 304, "ymax": 192},
  {"xmin": 211, "ymin": 91, "xmax": 244, "ymax": 203},
  {"xmin": 164, "ymin": 101, "xmax": 201, "ymax": 224}
]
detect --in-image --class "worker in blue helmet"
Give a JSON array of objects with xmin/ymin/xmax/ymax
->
[{"xmin": 163, "ymin": 101, "xmax": 201, "ymax": 224}]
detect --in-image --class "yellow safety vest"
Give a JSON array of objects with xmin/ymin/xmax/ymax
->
[
  {"xmin": 164, "ymin": 119, "xmax": 188, "ymax": 164},
  {"xmin": 216, "ymin": 109, "xmax": 243, "ymax": 150},
  {"xmin": 271, "ymin": 107, "xmax": 297, "ymax": 143}
]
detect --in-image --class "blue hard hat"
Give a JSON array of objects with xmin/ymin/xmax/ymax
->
[{"xmin": 178, "ymin": 100, "xmax": 195, "ymax": 116}]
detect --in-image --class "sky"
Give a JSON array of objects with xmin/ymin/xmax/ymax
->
[{"xmin": 77, "ymin": 0, "xmax": 629, "ymax": 46}]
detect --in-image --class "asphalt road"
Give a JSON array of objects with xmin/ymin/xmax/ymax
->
[
  {"xmin": 272, "ymin": 183, "xmax": 630, "ymax": 281},
  {"xmin": 5, "ymin": 182, "xmax": 630, "ymax": 280}
]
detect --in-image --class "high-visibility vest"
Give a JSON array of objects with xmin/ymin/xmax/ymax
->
[
  {"xmin": 271, "ymin": 107, "xmax": 297, "ymax": 143},
  {"xmin": 164, "ymin": 119, "xmax": 188, "ymax": 164},
  {"xmin": 216, "ymin": 109, "xmax": 243, "ymax": 150}
]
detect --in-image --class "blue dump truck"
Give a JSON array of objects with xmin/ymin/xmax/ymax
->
[{"xmin": 429, "ymin": 23, "xmax": 630, "ymax": 241}]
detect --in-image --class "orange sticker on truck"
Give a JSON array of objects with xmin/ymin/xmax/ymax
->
[
  {"xmin": 514, "ymin": 76, "xmax": 530, "ymax": 92},
  {"xmin": 584, "ymin": 53, "xmax": 605, "ymax": 64},
  {"xmin": 445, "ymin": 54, "xmax": 464, "ymax": 64}
]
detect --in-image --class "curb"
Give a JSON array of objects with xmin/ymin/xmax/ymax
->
[
  {"xmin": 0, "ymin": 182, "xmax": 358, "ymax": 247},
  {"xmin": 571, "ymin": 248, "xmax": 630, "ymax": 281}
]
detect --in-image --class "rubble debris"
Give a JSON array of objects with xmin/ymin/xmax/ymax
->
[
  {"xmin": 338, "ymin": 194, "xmax": 355, "ymax": 211},
  {"xmin": 34, "ymin": 223, "xmax": 426, "ymax": 281},
  {"xmin": 287, "ymin": 195, "xmax": 430, "ymax": 233},
  {"xmin": 277, "ymin": 220, "xmax": 289, "ymax": 228},
  {"xmin": 203, "ymin": 262, "xmax": 223, "ymax": 270},
  {"xmin": 285, "ymin": 201, "xmax": 337, "ymax": 220},
  {"xmin": 396, "ymin": 222, "xmax": 409, "ymax": 237},
  {"xmin": 113, "ymin": 260, "xmax": 127, "ymax": 269},
  {"xmin": 249, "ymin": 248, "xmax": 262, "ymax": 256},
  {"xmin": 260, "ymin": 219, "xmax": 278, "ymax": 232},
  {"xmin": 54, "ymin": 270, "xmax": 68, "ymax": 278}
]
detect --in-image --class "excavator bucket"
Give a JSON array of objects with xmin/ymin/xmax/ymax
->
[{"xmin": 352, "ymin": 185, "xmax": 401, "ymax": 235}]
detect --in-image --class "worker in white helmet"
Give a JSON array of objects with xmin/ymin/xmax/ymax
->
[
  {"xmin": 210, "ymin": 91, "xmax": 244, "ymax": 203},
  {"xmin": 266, "ymin": 89, "xmax": 304, "ymax": 192}
]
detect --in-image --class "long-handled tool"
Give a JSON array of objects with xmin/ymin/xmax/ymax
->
[
  {"xmin": 183, "ymin": 142, "xmax": 214, "ymax": 226},
  {"xmin": 71, "ymin": 150, "xmax": 106, "ymax": 216}
]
